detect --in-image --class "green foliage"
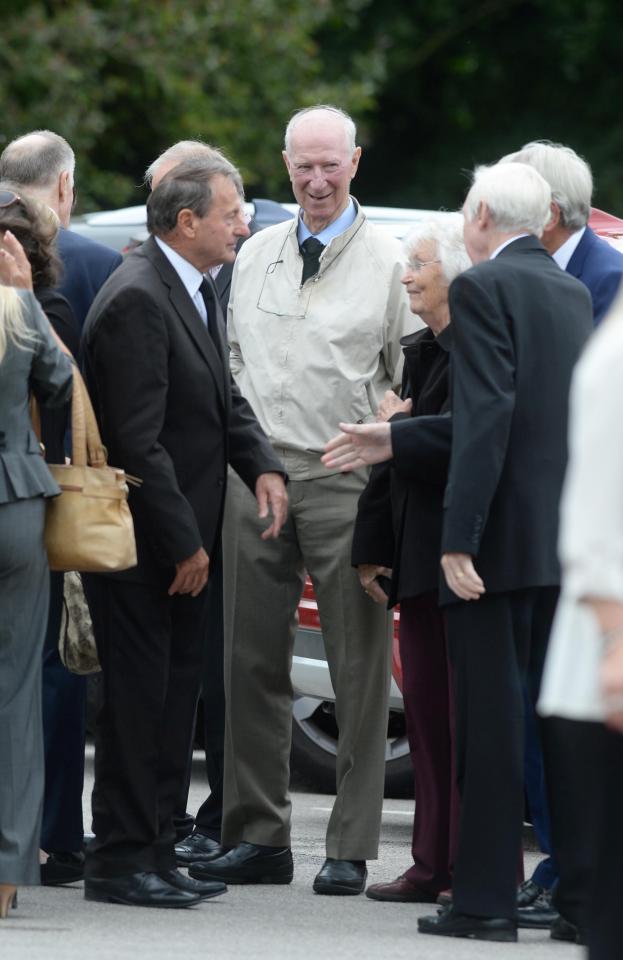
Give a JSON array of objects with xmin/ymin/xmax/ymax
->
[
  {"xmin": 1, "ymin": 0, "xmax": 622, "ymax": 213},
  {"xmin": 0, "ymin": 0, "xmax": 381, "ymax": 209}
]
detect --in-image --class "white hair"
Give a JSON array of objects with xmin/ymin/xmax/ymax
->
[
  {"xmin": 0, "ymin": 130, "xmax": 75, "ymax": 188},
  {"xmin": 500, "ymin": 140, "xmax": 592, "ymax": 231},
  {"xmin": 403, "ymin": 214, "xmax": 471, "ymax": 285},
  {"xmin": 284, "ymin": 105, "xmax": 357, "ymax": 156},
  {"xmin": 464, "ymin": 162, "xmax": 552, "ymax": 236},
  {"xmin": 0, "ymin": 288, "xmax": 38, "ymax": 364},
  {"xmin": 145, "ymin": 140, "xmax": 230, "ymax": 188}
]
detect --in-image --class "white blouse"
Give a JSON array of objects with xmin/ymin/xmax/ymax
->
[{"xmin": 539, "ymin": 284, "xmax": 623, "ymax": 721}]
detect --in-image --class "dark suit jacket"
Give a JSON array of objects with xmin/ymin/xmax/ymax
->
[
  {"xmin": 566, "ymin": 225, "xmax": 623, "ymax": 326},
  {"xmin": 57, "ymin": 228, "xmax": 122, "ymax": 330},
  {"xmin": 441, "ymin": 235, "xmax": 593, "ymax": 602},
  {"xmin": 351, "ymin": 326, "xmax": 452, "ymax": 606},
  {"xmin": 82, "ymin": 236, "xmax": 283, "ymax": 583},
  {"xmin": 34, "ymin": 286, "xmax": 80, "ymax": 464}
]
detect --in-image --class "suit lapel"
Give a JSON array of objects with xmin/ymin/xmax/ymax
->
[{"xmin": 143, "ymin": 238, "xmax": 226, "ymax": 407}]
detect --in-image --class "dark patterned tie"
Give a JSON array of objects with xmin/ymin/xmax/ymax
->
[
  {"xmin": 199, "ymin": 278, "xmax": 219, "ymax": 347},
  {"xmin": 300, "ymin": 237, "xmax": 325, "ymax": 283}
]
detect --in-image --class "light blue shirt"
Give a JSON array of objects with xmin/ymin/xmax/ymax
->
[
  {"xmin": 297, "ymin": 197, "xmax": 357, "ymax": 246},
  {"xmin": 155, "ymin": 236, "xmax": 208, "ymax": 325}
]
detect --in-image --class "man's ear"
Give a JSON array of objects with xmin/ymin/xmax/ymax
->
[
  {"xmin": 544, "ymin": 201, "xmax": 562, "ymax": 232},
  {"xmin": 476, "ymin": 201, "xmax": 489, "ymax": 230},
  {"xmin": 282, "ymin": 150, "xmax": 292, "ymax": 178},
  {"xmin": 350, "ymin": 146, "xmax": 362, "ymax": 180},
  {"xmin": 176, "ymin": 208, "xmax": 195, "ymax": 237},
  {"xmin": 58, "ymin": 169, "xmax": 71, "ymax": 203}
]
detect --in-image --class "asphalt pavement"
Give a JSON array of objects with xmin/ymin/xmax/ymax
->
[{"xmin": 1, "ymin": 747, "xmax": 584, "ymax": 960}]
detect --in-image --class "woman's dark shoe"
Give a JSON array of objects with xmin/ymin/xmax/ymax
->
[
  {"xmin": 418, "ymin": 908, "xmax": 518, "ymax": 942},
  {"xmin": 366, "ymin": 874, "xmax": 439, "ymax": 903},
  {"xmin": 517, "ymin": 878, "xmax": 547, "ymax": 907},
  {"xmin": 313, "ymin": 858, "xmax": 367, "ymax": 895},
  {"xmin": 175, "ymin": 832, "xmax": 224, "ymax": 865},
  {"xmin": 517, "ymin": 890, "xmax": 559, "ymax": 929},
  {"xmin": 189, "ymin": 842, "xmax": 293, "ymax": 885},
  {"xmin": 84, "ymin": 871, "xmax": 201, "ymax": 907},
  {"xmin": 158, "ymin": 869, "xmax": 226, "ymax": 900},
  {"xmin": 41, "ymin": 850, "xmax": 85, "ymax": 886}
]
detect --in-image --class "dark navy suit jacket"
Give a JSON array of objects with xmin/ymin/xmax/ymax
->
[
  {"xmin": 566, "ymin": 226, "xmax": 623, "ymax": 325},
  {"xmin": 57, "ymin": 228, "xmax": 122, "ymax": 330}
]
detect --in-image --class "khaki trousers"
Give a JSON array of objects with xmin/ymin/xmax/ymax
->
[{"xmin": 222, "ymin": 469, "xmax": 392, "ymax": 860}]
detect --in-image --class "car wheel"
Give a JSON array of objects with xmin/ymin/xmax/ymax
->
[{"xmin": 290, "ymin": 696, "xmax": 413, "ymax": 798}]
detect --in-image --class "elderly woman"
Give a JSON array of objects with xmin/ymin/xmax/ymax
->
[
  {"xmin": 0, "ymin": 220, "xmax": 73, "ymax": 917},
  {"xmin": 348, "ymin": 215, "xmax": 470, "ymax": 902}
]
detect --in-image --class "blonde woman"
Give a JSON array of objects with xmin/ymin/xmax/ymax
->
[{"xmin": 0, "ymin": 217, "xmax": 73, "ymax": 918}]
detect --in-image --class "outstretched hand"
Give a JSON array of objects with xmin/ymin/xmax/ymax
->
[{"xmin": 322, "ymin": 422, "xmax": 393, "ymax": 472}]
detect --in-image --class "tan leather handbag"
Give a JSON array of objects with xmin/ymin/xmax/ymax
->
[{"xmin": 44, "ymin": 368, "xmax": 139, "ymax": 573}]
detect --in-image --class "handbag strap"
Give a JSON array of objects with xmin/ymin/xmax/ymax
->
[{"xmin": 70, "ymin": 367, "xmax": 107, "ymax": 468}]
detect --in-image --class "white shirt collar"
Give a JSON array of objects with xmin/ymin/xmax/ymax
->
[
  {"xmin": 155, "ymin": 236, "xmax": 204, "ymax": 300},
  {"xmin": 552, "ymin": 227, "xmax": 586, "ymax": 270},
  {"xmin": 490, "ymin": 233, "xmax": 531, "ymax": 260}
]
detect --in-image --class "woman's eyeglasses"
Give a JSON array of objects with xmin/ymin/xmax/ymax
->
[
  {"xmin": 407, "ymin": 257, "xmax": 441, "ymax": 272},
  {"xmin": 0, "ymin": 189, "xmax": 21, "ymax": 209}
]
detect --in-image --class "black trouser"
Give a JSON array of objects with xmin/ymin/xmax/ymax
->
[
  {"xmin": 445, "ymin": 587, "xmax": 559, "ymax": 919},
  {"xmin": 175, "ymin": 547, "xmax": 225, "ymax": 840},
  {"xmin": 83, "ymin": 574, "xmax": 208, "ymax": 878},
  {"xmin": 541, "ymin": 716, "xmax": 602, "ymax": 932},
  {"xmin": 590, "ymin": 725, "xmax": 623, "ymax": 960}
]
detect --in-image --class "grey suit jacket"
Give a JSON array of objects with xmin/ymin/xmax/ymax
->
[{"xmin": 0, "ymin": 290, "xmax": 73, "ymax": 503}]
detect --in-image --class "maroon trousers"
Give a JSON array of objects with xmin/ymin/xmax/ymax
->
[{"xmin": 399, "ymin": 591, "xmax": 460, "ymax": 893}]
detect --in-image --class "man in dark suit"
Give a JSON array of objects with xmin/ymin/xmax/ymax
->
[
  {"xmin": 503, "ymin": 140, "xmax": 623, "ymax": 326},
  {"xmin": 0, "ymin": 130, "xmax": 122, "ymax": 886},
  {"xmin": 81, "ymin": 157, "xmax": 288, "ymax": 908},
  {"xmin": 500, "ymin": 139, "xmax": 623, "ymax": 939},
  {"xmin": 419, "ymin": 161, "xmax": 593, "ymax": 941}
]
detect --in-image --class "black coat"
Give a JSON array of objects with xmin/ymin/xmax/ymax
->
[
  {"xmin": 82, "ymin": 236, "xmax": 283, "ymax": 583},
  {"xmin": 441, "ymin": 235, "xmax": 593, "ymax": 602},
  {"xmin": 35, "ymin": 286, "xmax": 80, "ymax": 464},
  {"xmin": 351, "ymin": 325, "xmax": 452, "ymax": 606}
]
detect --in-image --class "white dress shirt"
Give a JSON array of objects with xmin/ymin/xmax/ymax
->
[
  {"xmin": 552, "ymin": 227, "xmax": 586, "ymax": 270},
  {"xmin": 155, "ymin": 236, "xmax": 208, "ymax": 325}
]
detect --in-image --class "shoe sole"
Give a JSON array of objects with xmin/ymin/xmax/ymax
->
[
  {"xmin": 84, "ymin": 888, "xmax": 200, "ymax": 908},
  {"xmin": 420, "ymin": 926, "xmax": 517, "ymax": 943},
  {"xmin": 366, "ymin": 889, "xmax": 437, "ymax": 903},
  {"xmin": 313, "ymin": 880, "xmax": 364, "ymax": 896},
  {"xmin": 188, "ymin": 868, "xmax": 293, "ymax": 886}
]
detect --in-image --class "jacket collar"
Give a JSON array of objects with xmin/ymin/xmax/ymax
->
[
  {"xmin": 140, "ymin": 236, "xmax": 226, "ymax": 405},
  {"xmin": 286, "ymin": 198, "xmax": 367, "ymax": 283}
]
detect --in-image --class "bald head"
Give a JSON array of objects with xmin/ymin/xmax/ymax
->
[
  {"xmin": 146, "ymin": 140, "xmax": 233, "ymax": 190},
  {"xmin": 0, "ymin": 130, "xmax": 75, "ymax": 227},
  {"xmin": 284, "ymin": 105, "xmax": 357, "ymax": 157}
]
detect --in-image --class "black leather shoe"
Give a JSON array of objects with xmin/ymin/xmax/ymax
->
[
  {"xmin": 517, "ymin": 890, "xmax": 559, "ymax": 929},
  {"xmin": 84, "ymin": 871, "xmax": 201, "ymax": 907},
  {"xmin": 313, "ymin": 859, "xmax": 367, "ymax": 896},
  {"xmin": 517, "ymin": 878, "xmax": 546, "ymax": 907},
  {"xmin": 158, "ymin": 869, "xmax": 227, "ymax": 901},
  {"xmin": 175, "ymin": 832, "xmax": 225, "ymax": 865},
  {"xmin": 41, "ymin": 851, "xmax": 85, "ymax": 886},
  {"xmin": 188, "ymin": 842, "xmax": 293, "ymax": 885},
  {"xmin": 550, "ymin": 914, "xmax": 587, "ymax": 945},
  {"xmin": 418, "ymin": 908, "xmax": 518, "ymax": 942}
]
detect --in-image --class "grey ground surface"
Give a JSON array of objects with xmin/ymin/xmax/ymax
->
[{"xmin": 1, "ymin": 747, "xmax": 583, "ymax": 960}]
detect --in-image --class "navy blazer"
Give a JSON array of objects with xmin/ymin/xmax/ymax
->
[
  {"xmin": 57, "ymin": 228, "xmax": 122, "ymax": 330},
  {"xmin": 566, "ymin": 226, "xmax": 623, "ymax": 325}
]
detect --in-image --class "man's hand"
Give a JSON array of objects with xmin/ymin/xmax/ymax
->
[
  {"xmin": 255, "ymin": 472, "xmax": 288, "ymax": 539},
  {"xmin": 168, "ymin": 546, "xmax": 210, "ymax": 597},
  {"xmin": 376, "ymin": 390, "xmax": 412, "ymax": 423},
  {"xmin": 357, "ymin": 563, "xmax": 392, "ymax": 604},
  {"xmin": 441, "ymin": 552, "xmax": 485, "ymax": 601},
  {"xmin": 0, "ymin": 230, "xmax": 33, "ymax": 289},
  {"xmin": 322, "ymin": 422, "xmax": 393, "ymax": 472}
]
